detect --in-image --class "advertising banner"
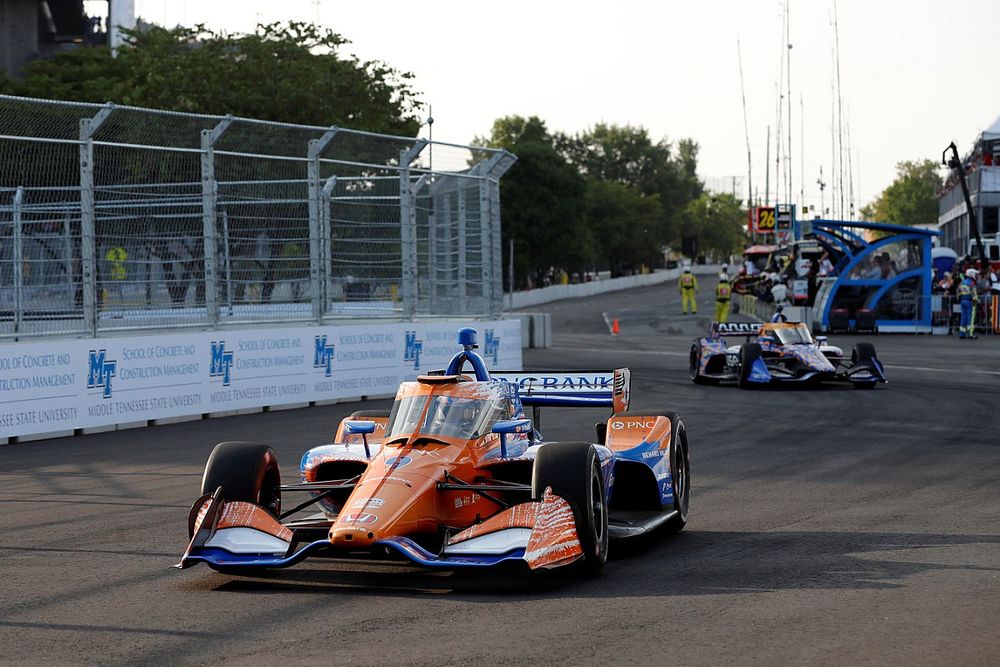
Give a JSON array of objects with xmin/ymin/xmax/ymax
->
[{"xmin": 0, "ymin": 320, "xmax": 522, "ymax": 440}]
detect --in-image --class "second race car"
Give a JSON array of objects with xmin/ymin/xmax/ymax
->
[{"xmin": 689, "ymin": 321, "xmax": 887, "ymax": 389}]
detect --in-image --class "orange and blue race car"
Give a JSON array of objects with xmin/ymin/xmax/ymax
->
[
  {"xmin": 178, "ymin": 328, "xmax": 690, "ymax": 576},
  {"xmin": 689, "ymin": 321, "xmax": 887, "ymax": 389}
]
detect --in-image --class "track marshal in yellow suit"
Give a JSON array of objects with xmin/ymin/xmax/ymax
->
[
  {"xmin": 715, "ymin": 274, "xmax": 732, "ymax": 323},
  {"xmin": 679, "ymin": 267, "xmax": 698, "ymax": 314}
]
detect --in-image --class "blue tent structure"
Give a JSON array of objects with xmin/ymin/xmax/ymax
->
[{"xmin": 809, "ymin": 220, "xmax": 939, "ymax": 333}]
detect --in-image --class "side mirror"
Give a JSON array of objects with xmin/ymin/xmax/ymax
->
[
  {"xmin": 344, "ymin": 420, "xmax": 376, "ymax": 458},
  {"xmin": 492, "ymin": 418, "xmax": 533, "ymax": 458},
  {"xmin": 760, "ymin": 336, "xmax": 779, "ymax": 344},
  {"xmin": 345, "ymin": 420, "xmax": 376, "ymax": 435},
  {"xmin": 816, "ymin": 336, "xmax": 828, "ymax": 346}
]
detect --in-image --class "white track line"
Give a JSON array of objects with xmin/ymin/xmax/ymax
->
[
  {"xmin": 551, "ymin": 345, "xmax": 688, "ymax": 357},
  {"xmin": 600, "ymin": 311, "xmax": 614, "ymax": 335},
  {"xmin": 884, "ymin": 364, "xmax": 1000, "ymax": 376}
]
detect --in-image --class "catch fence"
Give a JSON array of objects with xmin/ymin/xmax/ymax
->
[{"xmin": 0, "ymin": 95, "xmax": 515, "ymax": 339}]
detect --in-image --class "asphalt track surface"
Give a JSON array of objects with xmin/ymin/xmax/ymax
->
[{"xmin": 2, "ymin": 279, "xmax": 999, "ymax": 666}]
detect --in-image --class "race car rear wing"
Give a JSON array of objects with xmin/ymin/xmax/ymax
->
[
  {"xmin": 492, "ymin": 368, "xmax": 630, "ymax": 412},
  {"xmin": 713, "ymin": 322, "xmax": 762, "ymax": 339}
]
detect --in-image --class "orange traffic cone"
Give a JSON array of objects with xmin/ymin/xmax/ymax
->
[{"xmin": 611, "ymin": 318, "xmax": 620, "ymax": 335}]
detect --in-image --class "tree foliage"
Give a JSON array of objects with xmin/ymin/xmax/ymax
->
[
  {"xmin": 679, "ymin": 193, "xmax": 749, "ymax": 258},
  {"xmin": 480, "ymin": 117, "xmax": 706, "ymax": 286},
  {"xmin": 477, "ymin": 116, "xmax": 591, "ymax": 286},
  {"xmin": 860, "ymin": 159, "xmax": 943, "ymax": 229},
  {"xmin": 1, "ymin": 22, "xmax": 422, "ymax": 134}
]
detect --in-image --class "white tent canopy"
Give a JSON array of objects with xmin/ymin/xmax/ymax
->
[{"xmin": 984, "ymin": 114, "xmax": 1000, "ymax": 141}]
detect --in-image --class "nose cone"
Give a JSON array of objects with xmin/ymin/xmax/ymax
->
[{"xmin": 330, "ymin": 524, "xmax": 377, "ymax": 548}]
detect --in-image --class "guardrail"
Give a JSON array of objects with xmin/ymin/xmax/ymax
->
[{"xmin": 506, "ymin": 264, "xmax": 722, "ymax": 310}]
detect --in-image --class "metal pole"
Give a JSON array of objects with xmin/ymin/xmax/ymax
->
[
  {"xmin": 457, "ymin": 187, "xmax": 468, "ymax": 314},
  {"xmin": 79, "ymin": 104, "xmax": 114, "ymax": 337},
  {"xmin": 13, "ymin": 187, "xmax": 23, "ymax": 336},
  {"xmin": 200, "ymin": 117, "xmax": 232, "ymax": 326},
  {"xmin": 321, "ymin": 175, "xmax": 337, "ymax": 311},
  {"xmin": 399, "ymin": 141, "xmax": 427, "ymax": 319},
  {"xmin": 62, "ymin": 212, "xmax": 73, "ymax": 305},
  {"xmin": 222, "ymin": 208, "xmax": 233, "ymax": 316},
  {"xmin": 307, "ymin": 128, "xmax": 338, "ymax": 321},
  {"xmin": 508, "ymin": 238, "xmax": 514, "ymax": 311}
]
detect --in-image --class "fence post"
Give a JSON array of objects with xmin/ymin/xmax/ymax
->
[
  {"xmin": 79, "ymin": 103, "xmax": 114, "ymax": 337},
  {"xmin": 399, "ymin": 141, "xmax": 427, "ymax": 319},
  {"xmin": 484, "ymin": 152, "xmax": 515, "ymax": 316},
  {"xmin": 456, "ymin": 185, "xmax": 468, "ymax": 315},
  {"xmin": 321, "ymin": 175, "xmax": 337, "ymax": 312},
  {"xmin": 307, "ymin": 128, "xmax": 338, "ymax": 321},
  {"xmin": 12, "ymin": 186, "xmax": 23, "ymax": 336},
  {"xmin": 200, "ymin": 116, "xmax": 231, "ymax": 327}
]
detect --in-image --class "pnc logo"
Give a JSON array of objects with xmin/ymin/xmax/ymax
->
[
  {"xmin": 403, "ymin": 331, "xmax": 423, "ymax": 370},
  {"xmin": 609, "ymin": 420, "xmax": 656, "ymax": 431},
  {"xmin": 209, "ymin": 341, "xmax": 234, "ymax": 386},
  {"xmin": 313, "ymin": 335, "xmax": 335, "ymax": 377},
  {"xmin": 87, "ymin": 349, "xmax": 117, "ymax": 399},
  {"xmin": 341, "ymin": 512, "xmax": 378, "ymax": 525},
  {"xmin": 484, "ymin": 329, "xmax": 501, "ymax": 364}
]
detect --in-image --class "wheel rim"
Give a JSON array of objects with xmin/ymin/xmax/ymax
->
[
  {"xmin": 590, "ymin": 465, "xmax": 605, "ymax": 545},
  {"xmin": 259, "ymin": 465, "xmax": 281, "ymax": 516}
]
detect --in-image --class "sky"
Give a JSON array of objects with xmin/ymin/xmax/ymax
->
[{"xmin": 121, "ymin": 0, "xmax": 1000, "ymax": 217}]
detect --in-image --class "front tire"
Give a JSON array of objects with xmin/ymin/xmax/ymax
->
[
  {"xmin": 738, "ymin": 343, "xmax": 763, "ymax": 389},
  {"xmin": 532, "ymin": 442, "xmax": 609, "ymax": 576},
  {"xmin": 201, "ymin": 441, "xmax": 282, "ymax": 518},
  {"xmin": 851, "ymin": 343, "xmax": 880, "ymax": 390},
  {"xmin": 689, "ymin": 343, "xmax": 718, "ymax": 385}
]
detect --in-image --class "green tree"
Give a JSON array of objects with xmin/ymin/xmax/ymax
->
[
  {"xmin": 556, "ymin": 124, "xmax": 703, "ymax": 245},
  {"xmin": 679, "ymin": 193, "xmax": 748, "ymax": 259},
  {"xmin": 477, "ymin": 116, "xmax": 591, "ymax": 287},
  {"xmin": 3, "ymin": 22, "xmax": 421, "ymax": 134},
  {"xmin": 860, "ymin": 159, "xmax": 943, "ymax": 229},
  {"xmin": 585, "ymin": 178, "xmax": 663, "ymax": 275}
]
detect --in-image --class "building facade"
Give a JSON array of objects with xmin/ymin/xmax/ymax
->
[{"xmin": 938, "ymin": 115, "xmax": 1000, "ymax": 260}]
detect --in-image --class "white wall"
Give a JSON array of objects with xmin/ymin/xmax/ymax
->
[
  {"xmin": 506, "ymin": 265, "xmax": 721, "ymax": 310},
  {"xmin": 0, "ymin": 319, "xmax": 522, "ymax": 442}
]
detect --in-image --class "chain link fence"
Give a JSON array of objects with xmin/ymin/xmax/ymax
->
[{"xmin": 0, "ymin": 95, "xmax": 515, "ymax": 339}]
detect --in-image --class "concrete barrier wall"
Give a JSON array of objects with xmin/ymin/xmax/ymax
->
[
  {"xmin": 506, "ymin": 264, "xmax": 722, "ymax": 310},
  {"xmin": 0, "ymin": 319, "xmax": 523, "ymax": 444}
]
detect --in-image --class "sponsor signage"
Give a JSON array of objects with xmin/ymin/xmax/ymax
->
[{"xmin": 0, "ymin": 319, "xmax": 522, "ymax": 440}]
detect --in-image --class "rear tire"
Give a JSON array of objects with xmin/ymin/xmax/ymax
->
[
  {"xmin": 738, "ymin": 343, "xmax": 763, "ymax": 389},
  {"xmin": 532, "ymin": 442, "xmax": 608, "ymax": 576},
  {"xmin": 201, "ymin": 441, "xmax": 282, "ymax": 519},
  {"xmin": 851, "ymin": 343, "xmax": 879, "ymax": 390}
]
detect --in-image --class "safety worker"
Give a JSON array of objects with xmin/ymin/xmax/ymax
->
[
  {"xmin": 715, "ymin": 274, "xmax": 732, "ymax": 323},
  {"xmin": 679, "ymin": 266, "xmax": 698, "ymax": 314},
  {"xmin": 957, "ymin": 268, "xmax": 980, "ymax": 339},
  {"xmin": 771, "ymin": 305, "xmax": 788, "ymax": 323}
]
